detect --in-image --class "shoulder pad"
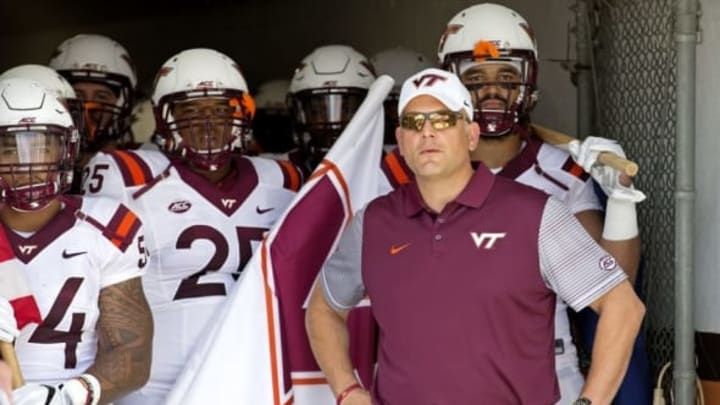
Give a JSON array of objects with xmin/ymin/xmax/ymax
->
[
  {"xmin": 107, "ymin": 149, "xmax": 169, "ymax": 187},
  {"xmin": 74, "ymin": 197, "xmax": 142, "ymax": 253}
]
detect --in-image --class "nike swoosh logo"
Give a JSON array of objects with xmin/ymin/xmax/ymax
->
[
  {"xmin": 62, "ymin": 250, "xmax": 88, "ymax": 259},
  {"xmin": 390, "ymin": 243, "xmax": 411, "ymax": 255},
  {"xmin": 256, "ymin": 206, "xmax": 275, "ymax": 214}
]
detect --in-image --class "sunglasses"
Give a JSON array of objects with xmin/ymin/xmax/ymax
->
[{"xmin": 399, "ymin": 110, "xmax": 467, "ymax": 132}]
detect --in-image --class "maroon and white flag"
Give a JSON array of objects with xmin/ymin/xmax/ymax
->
[{"xmin": 167, "ymin": 75, "xmax": 394, "ymax": 405}]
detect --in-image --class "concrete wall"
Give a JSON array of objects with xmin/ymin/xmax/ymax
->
[{"xmin": 0, "ymin": 0, "xmax": 577, "ymax": 134}]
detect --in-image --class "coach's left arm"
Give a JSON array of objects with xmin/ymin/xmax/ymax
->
[{"xmin": 578, "ymin": 280, "xmax": 645, "ymax": 405}]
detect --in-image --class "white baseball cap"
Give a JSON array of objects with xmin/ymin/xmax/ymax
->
[{"xmin": 397, "ymin": 67, "xmax": 473, "ymax": 119}]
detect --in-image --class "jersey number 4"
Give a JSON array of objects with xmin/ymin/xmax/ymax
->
[
  {"xmin": 173, "ymin": 225, "xmax": 268, "ymax": 300},
  {"xmin": 28, "ymin": 278, "xmax": 85, "ymax": 369}
]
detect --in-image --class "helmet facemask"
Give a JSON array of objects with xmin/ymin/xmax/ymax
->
[
  {"xmin": 156, "ymin": 89, "xmax": 255, "ymax": 171},
  {"xmin": 0, "ymin": 125, "xmax": 78, "ymax": 211},
  {"xmin": 445, "ymin": 45, "xmax": 537, "ymax": 138},
  {"xmin": 289, "ymin": 87, "xmax": 367, "ymax": 156},
  {"xmin": 61, "ymin": 72, "xmax": 134, "ymax": 151}
]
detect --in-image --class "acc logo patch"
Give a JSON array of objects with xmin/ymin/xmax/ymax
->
[
  {"xmin": 598, "ymin": 255, "xmax": 617, "ymax": 271},
  {"xmin": 196, "ymin": 80, "xmax": 215, "ymax": 89},
  {"xmin": 168, "ymin": 200, "xmax": 192, "ymax": 213}
]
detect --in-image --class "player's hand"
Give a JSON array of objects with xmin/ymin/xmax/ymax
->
[
  {"xmin": 0, "ymin": 298, "xmax": 19, "ymax": 343},
  {"xmin": 13, "ymin": 378, "xmax": 98, "ymax": 405},
  {"xmin": 339, "ymin": 387, "xmax": 373, "ymax": 405},
  {"xmin": 568, "ymin": 136, "xmax": 646, "ymax": 203}
]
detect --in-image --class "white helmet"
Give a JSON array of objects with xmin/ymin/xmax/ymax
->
[
  {"xmin": 371, "ymin": 47, "xmax": 434, "ymax": 144},
  {"xmin": 152, "ymin": 48, "xmax": 255, "ymax": 171},
  {"xmin": 0, "ymin": 78, "xmax": 79, "ymax": 211},
  {"xmin": 288, "ymin": 45, "xmax": 375, "ymax": 157},
  {"xmin": 0, "ymin": 64, "xmax": 86, "ymax": 142},
  {"xmin": 437, "ymin": 3, "xmax": 539, "ymax": 136},
  {"xmin": 0, "ymin": 65, "xmax": 76, "ymax": 99},
  {"xmin": 49, "ymin": 34, "xmax": 136, "ymax": 148}
]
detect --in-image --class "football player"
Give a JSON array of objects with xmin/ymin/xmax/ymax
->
[
  {"xmin": 288, "ymin": 45, "xmax": 375, "ymax": 170},
  {"xmin": 436, "ymin": 4, "xmax": 647, "ymax": 403},
  {"xmin": 81, "ymin": 48, "xmax": 302, "ymax": 404},
  {"xmin": 49, "ymin": 34, "xmax": 138, "ymax": 175},
  {"xmin": 0, "ymin": 77, "xmax": 152, "ymax": 405}
]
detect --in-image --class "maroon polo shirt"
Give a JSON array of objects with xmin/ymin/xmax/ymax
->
[{"xmin": 362, "ymin": 165, "xmax": 558, "ymax": 405}]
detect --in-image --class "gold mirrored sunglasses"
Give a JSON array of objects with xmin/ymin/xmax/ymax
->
[{"xmin": 399, "ymin": 110, "xmax": 467, "ymax": 132}]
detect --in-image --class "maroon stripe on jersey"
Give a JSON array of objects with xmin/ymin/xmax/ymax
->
[
  {"xmin": 277, "ymin": 160, "xmax": 303, "ymax": 191},
  {"xmin": 109, "ymin": 150, "xmax": 153, "ymax": 187},
  {"xmin": 173, "ymin": 155, "xmax": 259, "ymax": 216},
  {"xmin": 103, "ymin": 205, "xmax": 142, "ymax": 252},
  {"xmin": 561, "ymin": 156, "xmax": 590, "ymax": 181},
  {"xmin": 381, "ymin": 148, "xmax": 412, "ymax": 189},
  {"xmin": 269, "ymin": 176, "xmax": 352, "ymax": 380},
  {"xmin": 497, "ymin": 136, "xmax": 543, "ymax": 180},
  {"xmin": 4, "ymin": 197, "xmax": 79, "ymax": 263}
]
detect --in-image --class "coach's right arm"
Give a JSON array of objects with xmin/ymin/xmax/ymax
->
[{"xmin": 306, "ymin": 209, "xmax": 372, "ymax": 405}]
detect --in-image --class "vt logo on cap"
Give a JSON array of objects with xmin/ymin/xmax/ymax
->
[
  {"xmin": 412, "ymin": 74, "xmax": 447, "ymax": 88},
  {"xmin": 398, "ymin": 67, "xmax": 474, "ymax": 119}
]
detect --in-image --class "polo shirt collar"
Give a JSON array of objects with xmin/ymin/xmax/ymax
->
[{"xmin": 403, "ymin": 163, "xmax": 496, "ymax": 216}]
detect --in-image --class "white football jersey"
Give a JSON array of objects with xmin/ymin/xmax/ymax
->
[
  {"xmin": 9, "ymin": 195, "xmax": 145, "ymax": 384},
  {"xmin": 82, "ymin": 149, "xmax": 301, "ymax": 404},
  {"xmin": 508, "ymin": 139, "xmax": 602, "ymax": 215}
]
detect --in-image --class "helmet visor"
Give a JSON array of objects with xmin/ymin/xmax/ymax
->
[
  {"xmin": 292, "ymin": 88, "xmax": 366, "ymax": 128},
  {"xmin": 0, "ymin": 130, "xmax": 65, "ymax": 166}
]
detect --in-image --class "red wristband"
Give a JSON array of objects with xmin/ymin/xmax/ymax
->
[{"xmin": 336, "ymin": 383, "xmax": 362, "ymax": 405}]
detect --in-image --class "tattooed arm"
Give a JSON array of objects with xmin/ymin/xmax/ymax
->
[{"xmin": 87, "ymin": 277, "xmax": 153, "ymax": 404}]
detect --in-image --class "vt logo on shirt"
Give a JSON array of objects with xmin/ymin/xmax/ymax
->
[
  {"xmin": 18, "ymin": 245, "xmax": 38, "ymax": 256},
  {"xmin": 470, "ymin": 232, "xmax": 506, "ymax": 249},
  {"xmin": 221, "ymin": 198, "xmax": 237, "ymax": 209}
]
